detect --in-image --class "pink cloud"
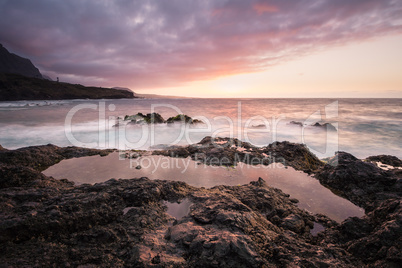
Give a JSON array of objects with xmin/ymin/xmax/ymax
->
[
  {"xmin": 253, "ymin": 2, "xmax": 279, "ymax": 15},
  {"xmin": 0, "ymin": 0, "xmax": 401, "ymax": 90}
]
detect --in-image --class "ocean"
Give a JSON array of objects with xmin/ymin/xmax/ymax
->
[
  {"xmin": 4, "ymin": 97, "xmax": 397, "ymax": 221},
  {"xmin": 0, "ymin": 98, "xmax": 401, "ymax": 159}
]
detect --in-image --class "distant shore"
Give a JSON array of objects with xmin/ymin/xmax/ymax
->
[{"xmin": 0, "ymin": 73, "xmax": 135, "ymax": 101}]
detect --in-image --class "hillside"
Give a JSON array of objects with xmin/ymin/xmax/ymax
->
[
  {"xmin": 0, "ymin": 44, "xmax": 42, "ymax": 78},
  {"xmin": 0, "ymin": 73, "xmax": 135, "ymax": 101}
]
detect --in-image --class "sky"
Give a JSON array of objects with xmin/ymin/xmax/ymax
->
[{"xmin": 0, "ymin": 0, "xmax": 401, "ymax": 98}]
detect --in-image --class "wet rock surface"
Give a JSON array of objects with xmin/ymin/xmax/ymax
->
[
  {"xmin": 0, "ymin": 141, "xmax": 401, "ymax": 267},
  {"xmin": 0, "ymin": 144, "xmax": 113, "ymax": 171},
  {"xmin": 153, "ymin": 136, "xmax": 324, "ymax": 174},
  {"xmin": 315, "ymin": 151, "xmax": 401, "ymax": 210},
  {"xmin": 315, "ymin": 151, "xmax": 402, "ymax": 267},
  {"xmin": 0, "ymin": 145, "xmax": 114, "ymax": 188},
  {"xmin": 365, "ymin": 155, "xmax": 402, "ymax": 168}
]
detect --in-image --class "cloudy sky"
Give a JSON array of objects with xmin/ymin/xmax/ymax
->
[{"xmin": 1, "ymin": 0, "xmax": 402, "ymax": 97}]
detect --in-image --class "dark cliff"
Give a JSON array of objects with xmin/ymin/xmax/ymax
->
[
  {"xmin": 0, "ymin": 44, "xmax": 135, "ymax": 100},
  {"xmin": 0, "ymin": 44, "xmax": 42, "ymax": 78}
]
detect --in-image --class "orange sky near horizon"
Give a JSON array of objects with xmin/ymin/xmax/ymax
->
[
  {"xmin": 139, "ymin": 34, "xmax": 402, "ymax": 98},
  {"xmin": 2, "ymin": 0, "xmax": 402, "ymax": 98}
]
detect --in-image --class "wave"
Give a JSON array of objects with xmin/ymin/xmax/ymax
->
[{"xmin": 0, "ymin": 100, "xmax": 72, "ymax": 108}]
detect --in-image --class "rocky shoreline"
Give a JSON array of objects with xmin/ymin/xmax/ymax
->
[{"xmin": 0, "ymin": 138, "xmax": 401, "ymax": 267}]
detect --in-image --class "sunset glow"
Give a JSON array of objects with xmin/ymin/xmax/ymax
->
[
  {"xmin": 1, "ymin": 0, "xmax": 401, "ymax": 97},
  {"xmin": 163, "ymin": 35, "xmax": 402, "ymax": 98}
]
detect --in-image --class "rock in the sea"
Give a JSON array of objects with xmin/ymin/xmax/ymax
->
[
  {"xmin": 250, "ymin": 124, "xmax": 267, "ymax": 128},
  {"xmin": 311, "ymin": 122, "xmax": 337, "ymax": 131},
  {"xmin": 289, "ymin": 121, "xmax": 303, "ymax": 126},
  {"xmin": 124, "ymin": 113, "xmax": 203, "ymax": 125},
  {"xmin": 125, "ymin": 112, "xmax": 165, "ymax": 124},
  {"xmin": 166, "ymin": 114, "xmax": 204, "ymax": 124}
]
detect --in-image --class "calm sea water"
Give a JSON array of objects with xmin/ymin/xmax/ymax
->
[{"xmin": 0, "ymin": 98, "xmax": 401, "ymax": 158}]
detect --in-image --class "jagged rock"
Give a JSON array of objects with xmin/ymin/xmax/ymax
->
[
  {"xmin": 281, "ymin": 214, "xmax": 306, "ymax": 233},
  {"xmin": 366, "ymin": 155, "xmax": 402, "ymax": 168},
  {"xmin": 153, "ymin": 137, "xmax": 324, "ymax": 173},
  {"xmin": 311, "ymin": 122, "xmax": 337, "ymax": 131},
  {"xmin": 289, "ymin": 121, "xmax": 303, "ymax": 126},
  {"xmin": 142, "ymin": 112, "xmax": 165, "ymax": 124},
  {"xmin": 149, "ymin": 144, "xmax": 183, "ymax": 150},
  {"xmin": 124, "ymin": 113, "xmax": 203, "ymax": 125},
  {"xmin": 0, "ymin": 144, "xmax": 113, "ymax": 172},
  {"xmin": 0, "ymin": 166, "xmax": 360, "ymax": 267},
  {"xmin": 250, "ymin": 124, "xmax": 267, "ymax": 128},
  {"xmin": 0, "ymin": 142, "xmax": 400, "ymax": 267},
  {"xmin": 315, "ymin": 151, "xmax": 401, "ymax": 210},
  {"xmin": 125, "ymin": 112, "xmax": 165, "ymax": 124},
  {"xmin": 166, "ymin": 114, "xmax": 203, "ymax": 124},
  {"xmin": 313, "ymin": 151, "xmax": 402, "ymax": 264},
  {"xmin": 320, "ymin": 199, "xmax": 402, "ymax": 267},
  {"xmin": 288, "ymin": 121, "xmax": 337, "ymax": 132},
  {"xmin": 262, "ymin": 141, "xmax": 324, "ymax": 173}
]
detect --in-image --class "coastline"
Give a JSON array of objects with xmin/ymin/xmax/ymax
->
[
  {"xmin": 0, "ymin": 73, "xmax": 135, "ymax": 101},
  {"xmin": 1, "ymin": 138, "xmax": 401, "ymax": 267}
]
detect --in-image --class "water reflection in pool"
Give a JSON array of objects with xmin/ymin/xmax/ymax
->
[
  {"xmin": 310, "ymin": 222, "xmax": 325, "ymax": 236},
  {"xmin": 43, "ymin": 153, "xmax": 364, "ymax": 222},
  {"xmin": 164, "ymin": 199, "xmax": 192, "ymax": 220}
]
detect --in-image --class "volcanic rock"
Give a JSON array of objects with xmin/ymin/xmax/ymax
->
[{"xmin": 0, "ymin": 142, "xmax": 401, "ymax": 267}]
